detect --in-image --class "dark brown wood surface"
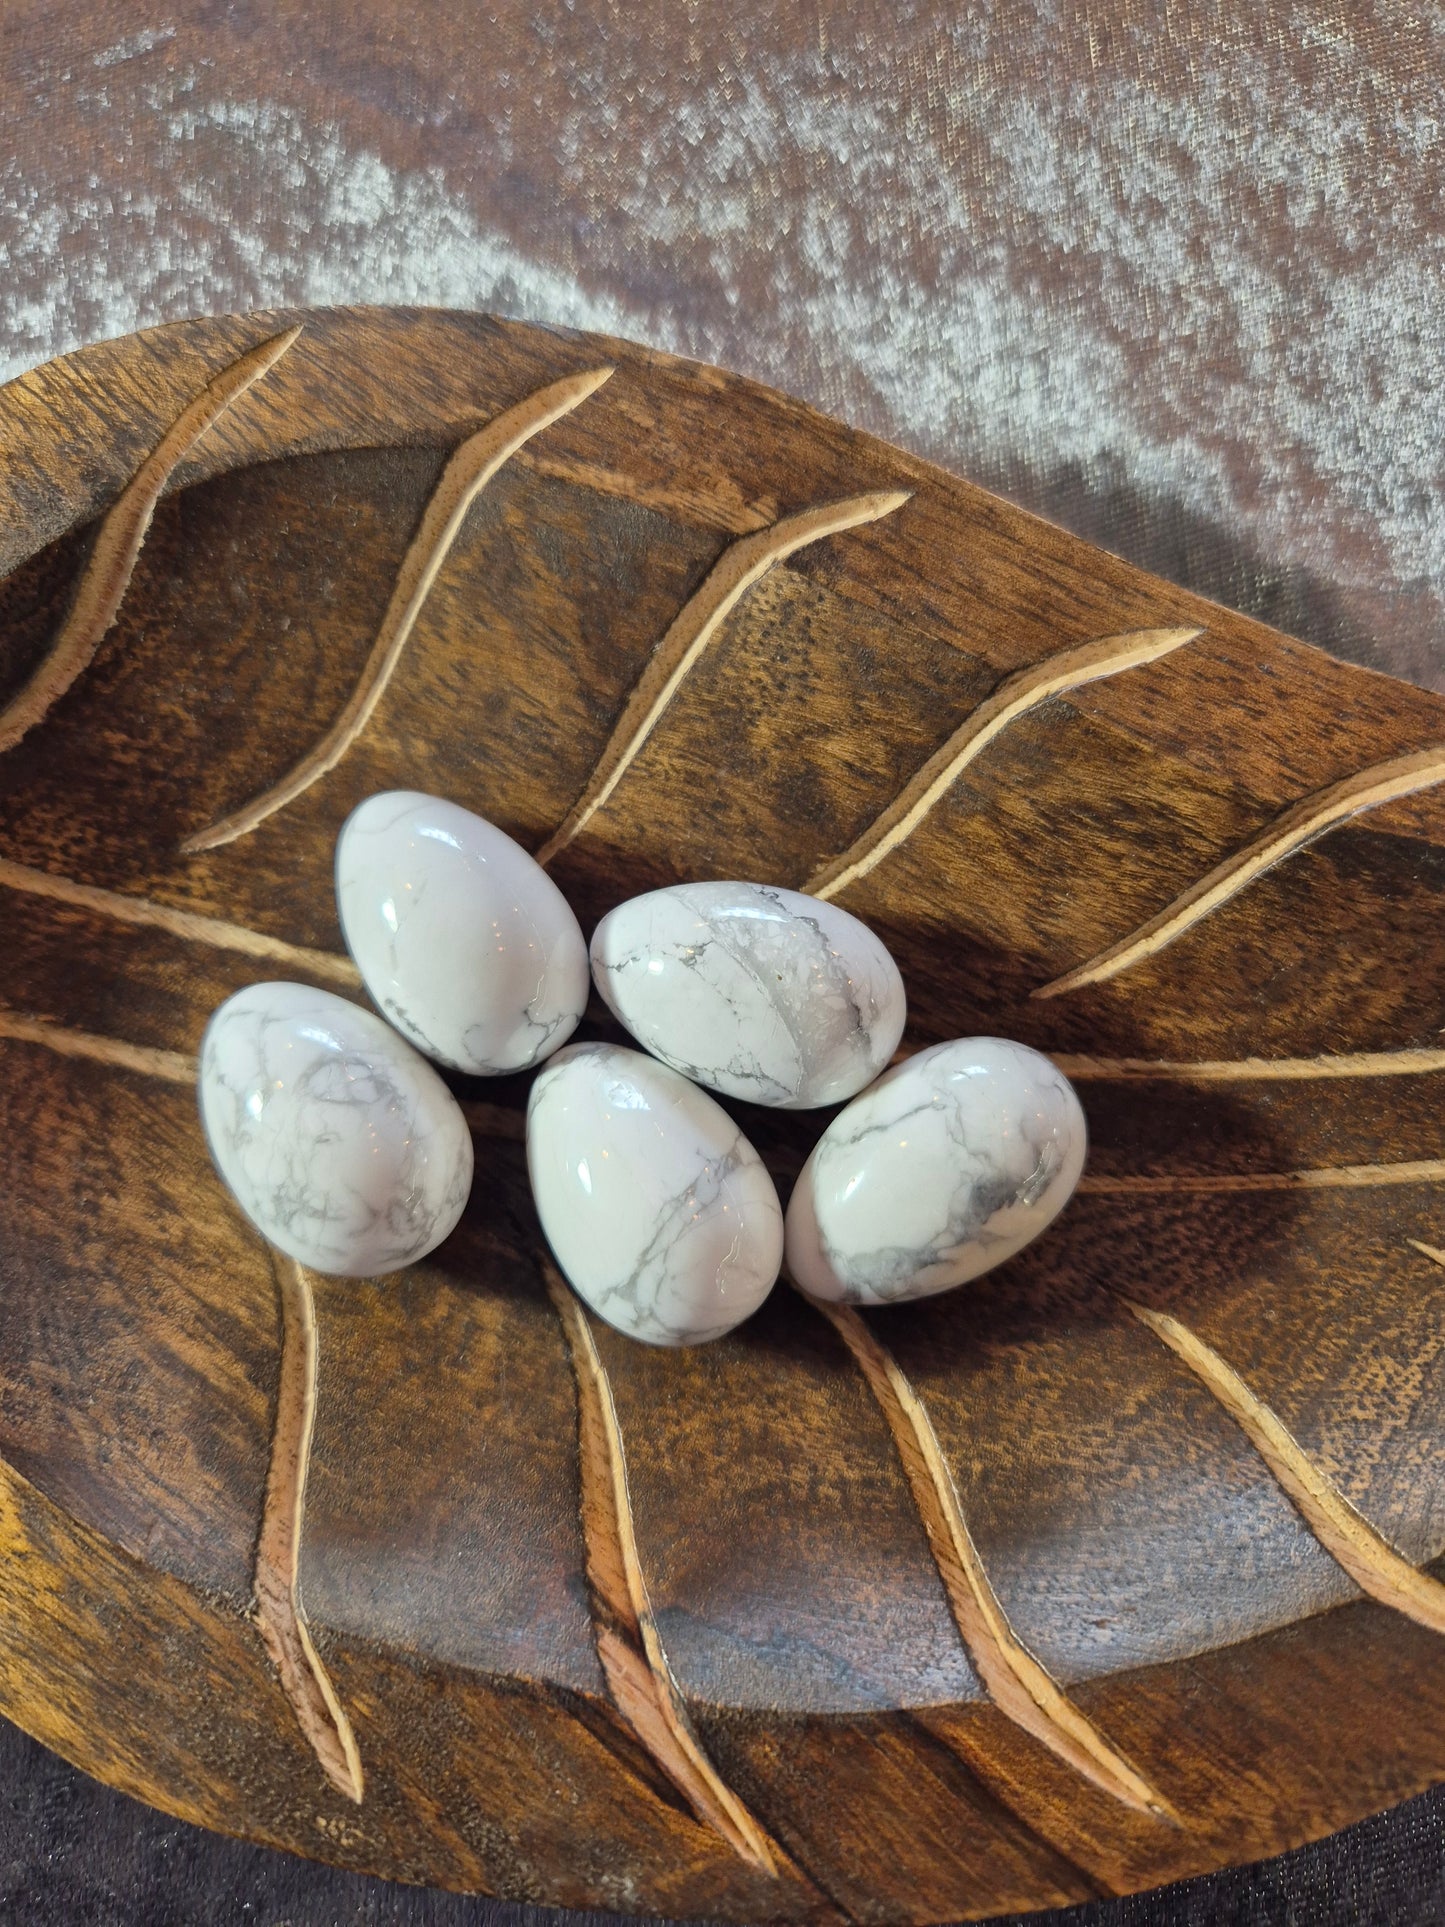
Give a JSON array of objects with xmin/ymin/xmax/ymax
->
[{"xmin": 2, "ymin": 308, "xmax": 1445, "ymax": 1921}]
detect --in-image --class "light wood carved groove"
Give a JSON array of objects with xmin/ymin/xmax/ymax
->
[
  {"xmin": 806, "ymin": 627, "xmax": 1200, "ymax": 900},
  {"xmin": 1056, "ymin": 1048, "xmax": 1445, "ymax": 1083},
  {"xmin": 0, "ymin": 856, "xmax": 360, "ymax": 987},
  {"xmin": 1407, "ymin": 1239, "xmax": 1445, "ymax": 1268},
  {"xmin": 17, "ymin": 1013, "xmax": 1444, "ymax": 1193},
  {"xmin": 534, "ymin": 490, "xmax": 911, "ymax": 868},
  {"xmin": 805, "ymin": 1292, "xmax": 1176, "ymax": 1821},
  {"xmin": 907, "ymin": 1042, "xmax": 1445, "ymax": 1084},
  {"xmin": 1080, "ymin": 1161, "xmax": 1445, "ymax": 1195},
  {"xmin": 255, "ymin": 1254, "xmax": 364, "ymax": 1802},
  {"xmin": 0, "ymin": 1020, "xmax": 537, "ymax": 1150},
  {"xmin": 181, "ymin": 365, "xmax": 615, "ymax": 854},
  {"xmin": 1126, "ymin": 1300, "xmax": 1445, "ymax": 1636},
  {"xmin": 890, "ymin": 1042, "xmax": 1445, "ymax": 1084},
  {"xmin": 1037, "ymin": 745, "xmax": 1445, "ymax": 1000},
  {"xmin": 0, "ymin": 327, "xmax": 302, "ymax": 757},
  {"xmin": 0, "ymin": 1009, "xmax": 197, "ymax": 1083},
  {"xmin": 543, "ymin": 1261, "xmax": 782, "ymax": 1875},
  {"xmin": 513, "ymin": 446, "xmax": 776, "ymax": 536}
]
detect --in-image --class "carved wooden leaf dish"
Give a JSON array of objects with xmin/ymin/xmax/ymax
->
[{"xmin": 2, "ymin": 308, "xmax": 1445, "ymax": 1924}]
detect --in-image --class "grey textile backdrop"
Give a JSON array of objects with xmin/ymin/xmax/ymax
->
[{"xmin": 2, "ymin": 0, "xmax": 1444, "ymax": 1921}]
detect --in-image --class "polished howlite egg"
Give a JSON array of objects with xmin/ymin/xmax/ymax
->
[
  {"xmin": 589, "ymin": 881, "xmax": 906, "ymax": 1109},
  {"xmin": 336, "ymin": 790, "xmax": 588, "ymax": 1075},
  {"xmin": 785, "ymin": 1038, "xmax": 1087, "ymax": 1305},
  {"xmin": 527, "ymin": 1042, "xmax": 784, "ymax": 1345},
  {"xmin": 199, "ymin": 981, "xmax": 474, "ymax": 1277}
]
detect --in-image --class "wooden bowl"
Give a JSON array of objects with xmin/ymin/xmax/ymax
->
[{"xmin": 2, "ymin": 307, "xmax": 1445, "ymax": 1923}]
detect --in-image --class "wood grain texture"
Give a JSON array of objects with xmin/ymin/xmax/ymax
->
[{"xmin": 2, "ymin": 308, "xmax": 1445, "ymax": 1922}]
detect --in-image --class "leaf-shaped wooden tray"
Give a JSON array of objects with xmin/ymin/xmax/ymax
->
[{"xmin": 3, "ymin": 308, "xmax": 1445, "ymax": 1923}]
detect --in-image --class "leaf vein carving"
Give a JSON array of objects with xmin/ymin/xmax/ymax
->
[
  {"xmin": 1055, "ymin": 1049, "xmax": 1445, "ymax": 1084},
  {"xmin": 1037, "ymin": 745, "xmax": 1445, "ymax": 999},
  {"xmin": 806, "ymin": 626, "xmax": 1199, "ymax": 900},
  {"xmin": 805, "ymin": 1291, "xmax": 1175, "ymax": 1820},
  {"xmin": 1080, "ymin": 1161, "xmax": 1445, "ymax": 1194},
  {"xmin": 11, "ymin": 1007, "xmax": 1445, "ymax": 1190},
  {"xmin": 1127, "ymin": 1299, "xmax": 1445, "ymax": 1636},
  {"xmin": 0, "ymin": 327, "xmax": 302, "ymax": 757},
  {"xmin": 0, "ymin": 1010, "xmax": 197, "ymax": 1082},
  {"xmin": 544, "ymin": 1261, "xmax": 782, "ymax": 1876},
  {"xmin": 181, "ymin": 365, "xmax": 614, "ymax": 854},
  {"xmin": 0, "ymin": 856, "xmax": 359, "ymax": 986},
  {"xmin": 535, "ymin": 490, "xmax": 910, "ymax": 867},
  {"xmin": 255, "ymin": 1255, "xmax": 364, "ymax": 1801}
]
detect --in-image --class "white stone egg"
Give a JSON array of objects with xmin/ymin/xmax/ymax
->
[
  {"xmin": 199, "ymin": 981, "xmax": 474, "ymax": 1277},
  {"xmin": 785, "ymin": 1037, "xmax": 1087, "ymax": 1305},
  {"xmin": 589, "ymin": 881, "xmax": 906, "ymax": 1109},
  {"xmin": 527, "ymin": 1042, "xmax": 784, "ymax": 1345},
  {"xmin": 336, "ymin": 790, "xmax": 588, "ymax": 1075}
]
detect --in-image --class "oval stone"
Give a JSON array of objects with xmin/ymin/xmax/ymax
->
[
  {"xmin": 527, "ymin": 1042, "xmax": 784, "ymax": 1345},
  {"xmin": 336, "ymin": 790, "xmax": 588, "ymax": 1075},
  {"xmin": 199, "ymin": 981, "xmax": 474, "ymax": 1276},
  {"xmin": 589, "ymin": 881, "xmax": 906, "ymax": 1109},
  {"xmin": 785, "ymin": 1037, "xmax": 1087, "ymax": 1305}
]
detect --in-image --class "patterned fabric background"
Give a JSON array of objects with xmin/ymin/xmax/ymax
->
[
  {"xmin": 2, "ymin": 1, "xmax": 1443, "ymax": 1922},
  {"xmin": 4, "ymin": 2, "xmax": 1443, "ymax": 688}
]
